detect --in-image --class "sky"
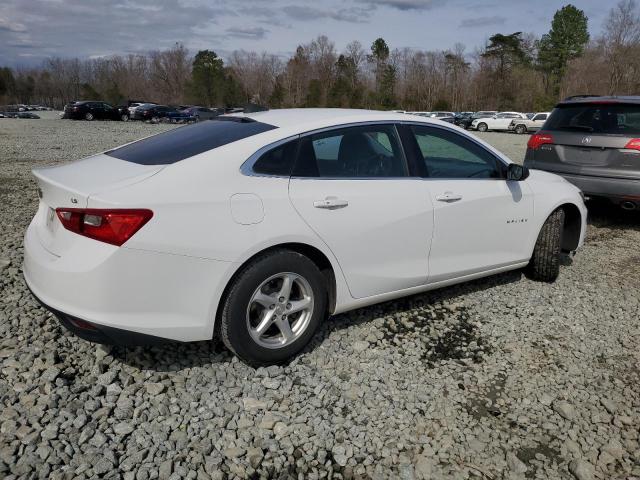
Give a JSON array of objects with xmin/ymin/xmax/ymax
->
[{"xmin": 0, "ymin": 0, "xmax": 612, "ymax": 66}]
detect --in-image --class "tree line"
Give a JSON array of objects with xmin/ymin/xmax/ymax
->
[{"xmin": 1, "ymin": 1, "xmax": 639, "ymax": 112}]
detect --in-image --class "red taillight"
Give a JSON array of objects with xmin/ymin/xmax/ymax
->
[
  {"xmin": 56, "ymin": 208, "xmax": 153, "ymax": 246},
  {"xmin": 624, "ymin": 138, "xmax": 640, "ymax": 151},
  {"xmin": 527, "ymin": 133, "xmax": 554, "ymax": 150}
]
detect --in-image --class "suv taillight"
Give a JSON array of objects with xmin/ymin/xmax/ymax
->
[
  {"xmin": 624, "ymin": 138, "xmax": 640, "ymax": 151},
  {"xmin": 56, "ymin": 208, "xmax": 153, "ymax": 246},
  {"xmin": 527, "ymin": 133, "xmax": 554, "ymax": 150}
]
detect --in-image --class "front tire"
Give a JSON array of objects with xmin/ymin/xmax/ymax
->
[
  {"xmin": 220, "ymin": 250, "xmax": 327, "ymax": 366},
  {"xmin": 526, "ymin": 208, "xmax": 565, "ymax": 282},
  {"xmin": 477, "ymin": 122, "xmax": 488, "ymax": 132},
  {"xmin": 514, "ymin": 124, "xmax": 526, "ymax": 134},
  {"xmin": 85, "ymin": 112, "xmax": 94, "ymax": 121}
]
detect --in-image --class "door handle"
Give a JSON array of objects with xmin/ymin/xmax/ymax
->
[
  {"xmin": 435, "ymin": 192, "xmax": 463, "ymax": 202},
  {"xmin": 313, "ymin": 196, "xmax": 349, "ymax": 210}
]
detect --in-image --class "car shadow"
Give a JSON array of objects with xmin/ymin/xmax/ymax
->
[
  {"xmin": 301, "ymin": 269, "xmax": 523, "ymax": 356},
  {"xmin": 586, "ymin": 198, "xmax": 640, "ymax": 231},
  {"xmin": 111, "ymin": 269, "xmax": 524, "ymax": 372}
]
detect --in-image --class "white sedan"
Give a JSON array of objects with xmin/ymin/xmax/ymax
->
[
  {"xmin": 471, "ymin": 112, "xmax": 527, "ymax": 132},
  {"xmin": 24, "ymin": 109, "xmax": 587, "ymax": 365}
]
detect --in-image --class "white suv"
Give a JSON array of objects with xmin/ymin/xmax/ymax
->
[{"xmin": 508, "ymin": 112, "xmax": 551, "ymax": 134}]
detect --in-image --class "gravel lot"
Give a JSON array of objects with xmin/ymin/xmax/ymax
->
[{"xmin": 1, "ymin": 116, "xmax": 639, "ymax": 480}]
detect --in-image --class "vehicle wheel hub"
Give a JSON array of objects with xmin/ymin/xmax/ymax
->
[{"xmin": 246, "ymin": 272, "xmax": 314, "ymax": 349}]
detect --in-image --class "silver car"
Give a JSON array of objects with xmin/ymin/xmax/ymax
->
[{"xmin": 524, "ymin": 96, "xmax": 640, "ymax": 210}]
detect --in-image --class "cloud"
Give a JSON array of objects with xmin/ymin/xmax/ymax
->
[
  {"xmin": 459, "ymin": 15, "xmax": 507, "ymax": 28},
  {"xmin": 282, "ymin": 5, "xmax": 372, "ymax": 23},
  {"xmin": 357, "ymin": 0, "xmax": 443, "ymax": 11},
  {"xmin": 0, "ymin": 0, "xmax": 221, "ymax": 61},
  {"xmin": 225, "ymin": 26, "xmax": 269, "ymax": 40},
  {"xmin": 0, "ymin": 16, "xmax": 27, "ymax": 32}
]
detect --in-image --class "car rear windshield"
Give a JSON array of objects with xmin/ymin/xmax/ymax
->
[
  {"xmin": 545, "ymin": 103, "xmax": 640, "ymax": 135},
  {"xmin": 106, "ymin": 117, "xmax": 277, "ymax": 165}
]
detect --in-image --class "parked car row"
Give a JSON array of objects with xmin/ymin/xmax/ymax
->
[
  {"xmin": 60, "ymin": 100, "xmax": 227, "ymax": 123},
  {"xmin": 399, "ymin": 110, "xmax": 552, "ymax": 134},
  {"xmin": 0, "ymin": 111, "xmax": 41, "ymax": 119},
  {"xmin": 2, "ymin": 104, "xmax": 51, "ymax": 112}
]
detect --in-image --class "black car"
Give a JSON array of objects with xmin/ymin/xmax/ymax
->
[
  {"xmin": 133, "ymin": 104, "xmax": 175, "ymax": 122},
  {"xmin": 180, "ymin": 106, "xmax": 220, "ymax": 121},
  {"xmin": 63, "ymin": 101, "xmax": 129, "ymax": 121},
  {"xmin": 455, "ymin": 111, "xmax": 498, "ymax": 129},
  {"xmin": 524, "ymin": 96, "xmax": 640, "ymax": 210},
  {"xmin": 454, "ymin": 112, "xmax": 474, "ymax": 128}
]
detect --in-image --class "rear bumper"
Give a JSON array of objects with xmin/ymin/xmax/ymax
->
[
  {"xmin": 28, "ymin": 284, "xmax": 169, "ymax": 346},
  {"xmin": 551, "ymin": 172, "xmax": 640, "ymax": 202},
  {"xmin": 23, "ymin": 218, "xmax": 234, "ymax": 343}
]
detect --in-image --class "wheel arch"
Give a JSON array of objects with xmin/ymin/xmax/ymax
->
[
  {"xmin": 559, "ymin": 202, "xmax": 582, "ymax": 252},
  {"xmin": 213, "ymin": 242, "xmax": 338, "ymax": 338}
]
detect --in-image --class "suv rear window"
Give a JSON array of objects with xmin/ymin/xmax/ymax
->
[
  {"xmin": 546, "ymin": 103, "xmax": 640, "ymax": 135},
  {"xmin": 107, "ymin": 118, "xmax": 277, "ymax": 165}
]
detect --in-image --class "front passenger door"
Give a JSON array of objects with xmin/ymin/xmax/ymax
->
[{"xmin": 405, "ymin": 124, "xmax": 534, "ymax": 283}]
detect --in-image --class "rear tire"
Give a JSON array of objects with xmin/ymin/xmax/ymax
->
[
  {"xmin": 477, "ymin": 122, "xmax": 488, "ymax": 132},
  {"xmin": 85, "ymin": 112, "xmax": 94, "ymax": 121},
  {"xmin": 121, "ymin": 114, "xmax": 129, "ymax": 122},
  {"xmin": 526, "ymin": 208, "xmax": 565, "ymax": 282},
  {"xmin": 220, "ymin": 250, "xmax": 327, "ymax": 366}
]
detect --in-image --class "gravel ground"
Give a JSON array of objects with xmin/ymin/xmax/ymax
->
[{"xmin": 1, "ymin": 117, "xmax": 639, "ymax": 480}]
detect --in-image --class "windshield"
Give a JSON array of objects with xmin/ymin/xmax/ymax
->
[{"xmin": 546, "ymin": 103, "xmax": 640, "ymax": 135}]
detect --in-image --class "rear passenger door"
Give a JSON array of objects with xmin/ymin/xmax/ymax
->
[
  {"xmin": 402, "ymin": 124, "xmax": 534, "ymax": 282},
  {"xmin": 288, "ymin": 123, "xmax": 434, "ymax": 299}
]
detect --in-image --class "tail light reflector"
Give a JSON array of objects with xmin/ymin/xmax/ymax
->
[
  {"xmin": 527, "ymin": 133, "xmax": 554, "ymax": 150},
  {"xmin": 624, "ymin": 138, "xmax": 640, "ymax": 151},
  {"xmin": 56, "ymin": 208, "xmax": 153, "ymax": 246}
]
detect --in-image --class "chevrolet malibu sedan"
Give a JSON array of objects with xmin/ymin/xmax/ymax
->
[{"xmin": 24, "ymin": 109, "xmax": 587, "ymax": 365}]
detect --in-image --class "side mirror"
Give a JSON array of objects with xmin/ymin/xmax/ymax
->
[{"xmin": 507, "ymin": 163, "xmax": 529, "ymax": 181}]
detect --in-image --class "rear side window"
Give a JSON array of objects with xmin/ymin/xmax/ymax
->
[
  {"xmin": 252, "ymin": 140, "xmax": 299, "ymax": 176},
  {"xmin": 546, "ymin": 103, "xmax": 640, "ymax": 135},
  {"xmin": 293, "ymin": 124, "xmax": 407, "ymax": 178},
  {"xmin": 107, "ymin": 118, "xmax": 277, "ymax": 165}
]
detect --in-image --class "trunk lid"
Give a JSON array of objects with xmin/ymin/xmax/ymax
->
[{"xmin": 32, "ymin": 154, "xmax": 163, "ymax": 256}]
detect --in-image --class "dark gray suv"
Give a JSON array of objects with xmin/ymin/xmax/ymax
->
[{"xmin": 524, "ymin": 96, "xmax": 640, "ymax": 210}]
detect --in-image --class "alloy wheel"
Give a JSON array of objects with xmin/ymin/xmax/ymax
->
[{"xmin": 246, "ymin": 272, "xmax": 314, "ymax": 349}]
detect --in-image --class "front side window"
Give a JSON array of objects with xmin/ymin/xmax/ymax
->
[
  {"xmin": 533, "ymin": 114, "xmax": 547, "ymax": 121},
  {"xmin": 293, "ymin": 124, "xmax": 407, "ymax": 178},
  {"xmin": 410, "ymin": 125, "xmax": 504, "ymax": 179}
]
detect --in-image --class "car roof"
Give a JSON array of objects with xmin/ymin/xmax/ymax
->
[
  {"xmin": 558, "ymin": 95, "xmax": 640, "ymax": 105},
  {"xmin": 236, "ymin": 108, "xmax": 433, "ymax": 131}
]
